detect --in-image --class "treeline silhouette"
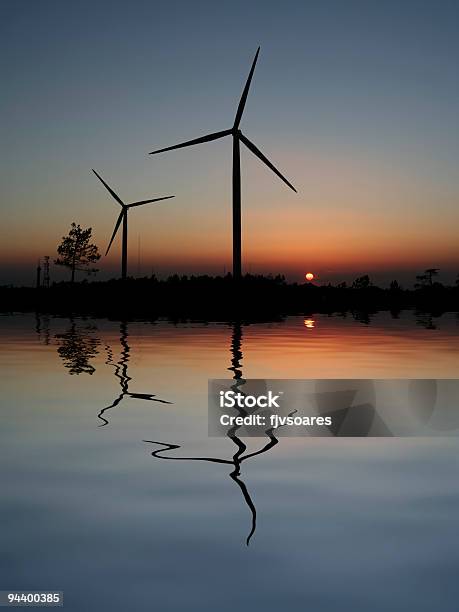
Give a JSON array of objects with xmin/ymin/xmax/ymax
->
[{"xmin": 2, "ymin": 273, "xmax": 458, "ymax": 318}]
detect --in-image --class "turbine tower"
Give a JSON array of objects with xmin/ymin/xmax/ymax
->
[
  {"xmin": 92, "ymin": 169, "xmax": 174, "ymax": 280},
  {"xmin": 149, "ymin": 47, "xmax": 296, "ymax": 280}
]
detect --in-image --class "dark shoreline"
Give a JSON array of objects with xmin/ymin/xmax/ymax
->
[{"xmin": 1, "ymin": 275, "xmax": 458, "ymax": 320}]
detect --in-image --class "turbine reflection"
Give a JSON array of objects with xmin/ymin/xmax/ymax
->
[
  {"xmin": 98, "ymin": 320, "xmax": 171, "ymax": 426},
  {"xmin": 145, "ymin": 321, "xmax": 291, "ymax": 545}
]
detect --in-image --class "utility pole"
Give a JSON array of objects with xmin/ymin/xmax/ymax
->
[
  {"xmin": 36, "ymin": 259, "xmax": 41, "ymax": 288},
  {"xmin": 43, "ymin": 256, "xmax": 50, "ymax": 288}
]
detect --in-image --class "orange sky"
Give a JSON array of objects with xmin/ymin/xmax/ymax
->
[{"xmin": 2, "ymin": 147, "xmax": 458, "ymax": 285}]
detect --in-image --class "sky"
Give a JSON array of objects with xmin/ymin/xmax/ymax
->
[{"xmin": 1, "ymin": 0, "xmax": 458, "ymax": 286}]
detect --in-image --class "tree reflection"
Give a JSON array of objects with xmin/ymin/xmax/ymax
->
[{"xmin": 55, "ymin": 318, "xmax": 100, "ymax": 375}]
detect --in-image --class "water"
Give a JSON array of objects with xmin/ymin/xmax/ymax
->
[{"xmin": 1, "ymin": 311, "xmax": 459, "ymax": 611}]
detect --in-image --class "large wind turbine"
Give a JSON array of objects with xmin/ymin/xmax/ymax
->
[
  {"xmin": 92, "ymin": 169, "xmax": 174, "ymax": 280},
  {"xmin": 149, "ymin": 47, "xmax": 296, "ymax": 280}
]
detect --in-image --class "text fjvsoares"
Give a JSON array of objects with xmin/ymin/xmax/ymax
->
[{"xmin": 218, "ymin": 390, "xmax": 332, "ymax": 428}]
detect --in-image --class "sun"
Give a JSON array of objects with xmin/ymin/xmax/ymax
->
[{"xmin": 305, "ymin": 272, "xmax": 314, "ymax": 281}]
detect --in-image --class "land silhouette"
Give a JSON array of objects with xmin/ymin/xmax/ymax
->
[{"xmin": 3, "ymin": 271, "xmax": 458, "ymax": 319}]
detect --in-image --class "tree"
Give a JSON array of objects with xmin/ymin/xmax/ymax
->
[
  {"xmin": 415, "ymin": 268, "xmax": 439, "ymax": 288},
  {"xmin": 352, "ymin": 275, "xmax": 371, "ymax": 289},
  {"xmin": 425, "ymin": 268, "xmax": 439, "ymax": 285},
  {"xmin": 55, "ymin": 223, "xmax": 101, "ymax": 282},
  {"xmin": 415, "ymin": 273, "xmax": 428, "ymax": 288},
  {"xmin": 389, "ymin": 280, "xmax": 402, "ymax": 291}
]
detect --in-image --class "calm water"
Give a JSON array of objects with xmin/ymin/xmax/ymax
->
[{"xmin": 1, "ymin": 311, "xmax": 459, "ymax": 611}]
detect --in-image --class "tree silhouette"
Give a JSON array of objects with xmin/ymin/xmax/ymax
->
[
  {"xmin": 55, "ymin": 223, "xmax": 101, "ymax": 282},
  {"xmin": 352, "ymin": 275, "xmax": 371, "ymax": 289},
  {"xmin": 415, "ymin": 268, "xmax": 439, "ymax": 288},
  {"xmin": 425, "ymin": 268, "xmax": 439, "ymax": 285}
]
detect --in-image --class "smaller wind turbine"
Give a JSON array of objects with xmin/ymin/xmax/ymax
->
[{"xmin": 92, "ymin": 169, "xmax": 174, "ymax": 280}]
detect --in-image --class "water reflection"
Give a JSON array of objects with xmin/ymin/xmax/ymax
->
[
  {"xmin": 145, "ymin": 322, "xmax": 290, "ymax": 545},
  {"xmin": 408, "ymin": 379, "xmax": 459, "ymax": 431},
  {"xmin": 35, "ymin": 312, "xmax": 51, "ymax": 345},
  {"xmin": 352, "ymin": 310, "xmax": 373, "ymax": 325},
  {"xmin": 416, "ymin": 312, "xmax": 438, "ymax": 330},
  {"xmin": 98, "ymin": 321, "xmax": 171, "ymax": 426},
  {"xmin": 4, "ymin": 312, "xmax": 459, "ymax": 610},
  {"xmin": 55, "ymin": 317, "xmax": 100, "ymax": 375}
]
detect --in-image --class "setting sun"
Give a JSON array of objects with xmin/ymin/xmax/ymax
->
[{"xmin": 305, "ymin": 272, "xmax": 314, "ymax": 281}]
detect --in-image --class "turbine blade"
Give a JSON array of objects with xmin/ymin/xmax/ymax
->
[
  {"xmin": 106, "ymin": 210, "xmax": 125, "ymax": 255},
  {"xmin": 127, "ymin": 195, "xmax": 175, "ymax": 208},
  {"xmin": 92, "ymin": 169, "xmax": 125, "ymax": 206},
  {"xmin": 239, "ymin": 133, "xmax": 297, "ymax": 193},
  {"xmin": 233, "ymin": 47, "xmax": 260, "ymax": 130},
  {"xmin": 149, "ymin": 130, "xmax": 231, "ymax": 155}
]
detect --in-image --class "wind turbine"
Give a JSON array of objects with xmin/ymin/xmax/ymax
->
[
  {"xmin": 149, "ymin": 47, "xmax": 296, "ymax": 280},
  {"xmin": 92, "ymin": 169, "xmax": 174, "ymax": 280}
]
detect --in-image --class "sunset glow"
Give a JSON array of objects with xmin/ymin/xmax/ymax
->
[{"xmin": 1, "ymin": 2, "xmax": 458, "ymax": 287}]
